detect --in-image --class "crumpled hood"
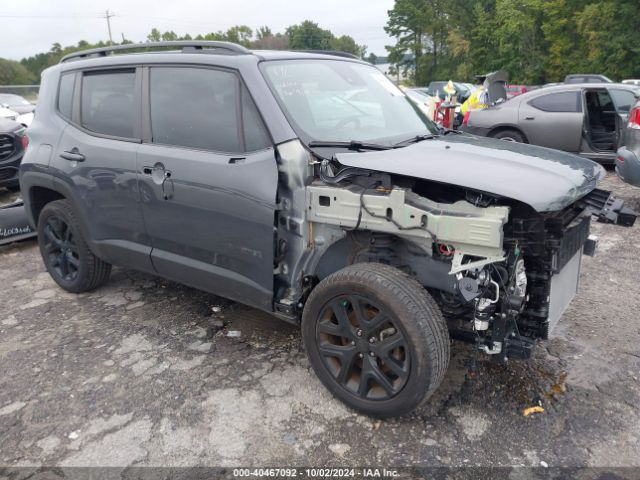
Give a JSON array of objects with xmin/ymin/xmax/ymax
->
[{"xmin": 336, "ymin": 134, "xmax": 605, "ymax": 212}]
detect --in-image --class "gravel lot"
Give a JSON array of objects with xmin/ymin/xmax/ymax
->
[{"xmin": 0, "ymin": 174, "xmax": 639, "ymax": 473}]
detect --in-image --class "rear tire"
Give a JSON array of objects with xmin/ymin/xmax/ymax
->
[
  {"xmin": 37, "ymin": 199, "xmax": 111, "ymax": 293},
  {"xmin": 492, "ymin": 129, "xmax": 525, "ymax": 143},
  {"xmin": 302, "ymin": 263, "xmax": 450, "ymax": 417}
]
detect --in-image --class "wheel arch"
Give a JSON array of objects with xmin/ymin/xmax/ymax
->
[
  {"xmin": 308, "ymin": 231, "xmax": 457, "ymax": 295},
  {"xmin": 27, "ymin": 186, "xmax": 66, "ymax": 227},
  {"xmin": 487, "ymin": 124, "xmax": 529, "ymax": 143}
]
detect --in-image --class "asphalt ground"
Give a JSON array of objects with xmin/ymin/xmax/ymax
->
[{"xmin": 0, "ymin": 173, "xmax": 639, "ymax": 476}]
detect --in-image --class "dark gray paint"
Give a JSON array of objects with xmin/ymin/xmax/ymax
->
[
  {"xmin": 336, "ymin": 134, "xmax": 605, "ymax": 212},
  {"xmin": 136, "ymin": 143, "xmax": 278, "ymax": 310}
]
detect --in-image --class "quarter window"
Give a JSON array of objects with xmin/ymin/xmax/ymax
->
[
  {"xmin": 149, "ymin": 67, "xmax": 270, "ymax": 152},
  {"xmin": 529, "ymin": 92, "xmax": 582, "ymax": 113},
  {"xmin": 81, "ymin": 70, "xmax": 136, "ymax": 138},
  {"xmin": 57, "ymin": 73, "xmax": 75, "ymax": 119}
]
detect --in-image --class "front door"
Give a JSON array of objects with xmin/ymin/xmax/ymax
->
[{"xmin": 137, "ymin": 66, "xmax": 277, "ymax": 310}]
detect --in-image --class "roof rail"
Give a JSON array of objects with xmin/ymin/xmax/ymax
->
[
  {"xmin": 302, "ymin": 50, "xmax": 360, "ymax": 60},
  {"xmin": 60, "ymin": 41, "xmax": 250, "ymax": 63}
]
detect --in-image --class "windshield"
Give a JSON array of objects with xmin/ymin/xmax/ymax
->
[{"xmin": 261, "ymin": 60, "xmax": 438, "ymax": 145}]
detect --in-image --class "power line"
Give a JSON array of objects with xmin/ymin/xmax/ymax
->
[{"xmin": 0, "ymin": 13, "xmax": 102, "ymax": 18}]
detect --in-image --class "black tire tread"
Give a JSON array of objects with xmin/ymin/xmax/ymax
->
[
  {"xmin": 38, "ymin": 199, "xmax": 111, "ymax": 292},
  {"xmin": 492, "ymin": 128, "xmax": 526, "ymax": 143},
  {"xmin": 303, "ymin": 262, "xmax": 450, "ymax": 416}
]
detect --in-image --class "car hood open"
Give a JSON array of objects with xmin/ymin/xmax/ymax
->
[{"xmin": 335, "ymin": 134, "xmax": 605, "ymax": 212}]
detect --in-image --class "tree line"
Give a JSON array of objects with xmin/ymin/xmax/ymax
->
[
  {"xmin": 3, "ymin": 2, "xmax": 639, "ymax": 87},
  {"xmin": 385, "ymin": 0, "xmax": 640, "ymax": 85},
  {"xmin": 1, "ymin": 21, "xmax": 366, "ymax": 85}
]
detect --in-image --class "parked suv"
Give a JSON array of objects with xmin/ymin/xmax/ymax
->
[
  {"xmin": 19, "ymin": 42, "xmax": 636, "ymax": 417},
  {"xmin": 0, "ymin": 117, "xmax": 27, "ymax": 191}
]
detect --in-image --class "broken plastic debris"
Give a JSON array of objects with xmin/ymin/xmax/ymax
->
[
  {"xmin": 68, "ymin": 431, "xmax": 80, "ymax": 440},
  {"xmin": 211, "ymin": 306, "xmax": 222, "ymax": 313},
  {"xmin": 226, "ymin": 330, "xmax": 241, "ymax": 338},
  {"xmin": 523, "ymin": 406, "xmax": 545, "ymax": 417}
]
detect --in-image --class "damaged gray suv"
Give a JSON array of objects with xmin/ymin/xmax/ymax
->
[{"xmin": 20, "ymin": 42, "xmax": 636, "ymax": 417}]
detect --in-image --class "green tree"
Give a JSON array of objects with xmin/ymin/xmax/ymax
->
[
  {"xmin": 575, "ymin": 0, "xmax": 640, "ymax": 80},
  {"xmin": 0, "ymin": 58, "xmax": 37, "ymax": 84},
  {"xmin": 330, "ymin": 35, "xmax": 365, "ymax": 57},
  {"xmin": 286, "ymin": 21, "xmax": 333, "ymax": 50},
  {"xmin": 160, "ymin": 31, "xmax": 178, "ymax": 41},
  {"xmin": 225, "ymin": 25, "xmax": 253, "ymax": 46},
  {"xmin": 494, "ymin": 0, "xmax": 545, "ymax": 84},
  {"xmin": 147, "ymin": 28, "xmax": 162, "ymax": 42}
]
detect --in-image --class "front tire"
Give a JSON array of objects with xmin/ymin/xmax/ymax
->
[
  {"xmin": 302, "ymin": 263, "xmax": 450, "ymax": 417},
  {"xmin": 37, "ymin": 199, "xmax": 111, "ymax": 293}
]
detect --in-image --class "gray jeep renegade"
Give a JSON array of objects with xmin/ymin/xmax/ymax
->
[{"xmin": 19, "ymin": 41, "xmax": 636, "ymax": 417}]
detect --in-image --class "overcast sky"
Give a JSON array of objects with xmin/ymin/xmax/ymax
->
[{"xmin": 1, "ymin": 0, "xmax": 396, "ymax": 60}]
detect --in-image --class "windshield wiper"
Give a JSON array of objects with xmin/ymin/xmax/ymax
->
[
  {"xmin": 439, "ymin": 126, "xmax": 462, "ymax": 135},
  {"xmin": 393, "ymin": 133, "xmax": 437, "ymax": 147},
  {"xmin": 307, "ymin": 140, "xmax": 393, "ymax": 151}
]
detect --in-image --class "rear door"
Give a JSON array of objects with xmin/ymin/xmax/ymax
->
[
  {"xmin": 518, "ymin": 90, "xmax": 583, "ymax": 152},
  {"xmin": 52, "ymin": 67, "xmax": 153, "ymax": 272},
  {"xmin": 137, "ymin": 65, "xmax": 277, "ymax": 310},
  {"xmin": 608, "ymin": 88, "xmax": 639, "ymax": 143}
]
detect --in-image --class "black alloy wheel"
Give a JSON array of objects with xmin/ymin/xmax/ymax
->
[
  {"xmin": 316, "ymin": 294, "xmax": 410, "ymax": 400},
  {"xmin": 302, "ymin": 263, "xmax": 450, "ymax": 417},
  {"xmin": 42, "ymin": 215, "xmax": 80, "ymax": 282},
  {"xmin": 37, "ymin": 199, "xmax": 111, "ymax": 293}
]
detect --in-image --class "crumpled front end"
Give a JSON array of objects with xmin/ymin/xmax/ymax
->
[{"xmin": 303, "ymin": 152, "xmax": 636, "ymax": 361}]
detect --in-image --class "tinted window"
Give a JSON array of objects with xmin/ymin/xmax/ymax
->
[
  {"xmin": 81, "ymin": 70, "xmax": 136, "ymax": 138},
  {"xmin": 241, "ymin": 89, "xmax": 271, "ymax": 151},
  {"xmin": 529, "ymin": 92, "xmax": 582, "ymax": 112},
  {"xmin": 150, "ymin": 67, "xmax": 267, "ymax": 153},
  {"xmin": 610, "ymin": 89, "xmax": 637, "ymax": 113},
  {"xmin": 58, "ymin": 73, "xmax": 75, "ymax": 119}
]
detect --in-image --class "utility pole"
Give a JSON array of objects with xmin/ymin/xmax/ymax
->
[{"xmin": 104, "ymin": 10, "xmax": 114, "ymax": 45}]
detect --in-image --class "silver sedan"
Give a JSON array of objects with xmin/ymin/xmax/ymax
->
[{"xmin": 461, "ymin": 83, "xmax": 640, "ymax": 164}]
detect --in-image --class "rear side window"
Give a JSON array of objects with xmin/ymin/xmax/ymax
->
[
  {"xmin": 529, "ymin": 92, "xmax": 582, "ymax": 113},
  {"xmin": 57, "ymin": 73, "xmax": 75, "ymax": 119},
  {"xmin": 81, "ymin": 70, "xmax": 136, "ymax": 138},
  {"xmin": 609, "ymin": 89, "xmax": 637, "ymax": 113},
  {"xmin": 149, "ymin": 67, "xmax": 269, "ymax": 153}
]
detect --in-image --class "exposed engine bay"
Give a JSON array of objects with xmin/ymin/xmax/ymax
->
[{"xmin": 276, "ymin": 147, "xmax": 635, "ymax": 361}]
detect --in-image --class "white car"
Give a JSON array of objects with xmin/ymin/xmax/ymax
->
[
  {"xmin": 16, "ymin": 111, "xmax": 33, "ymax": 127},
  {"xmin": 0, "ymin": 106, "xmax": 19, "ymax": 122}
]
